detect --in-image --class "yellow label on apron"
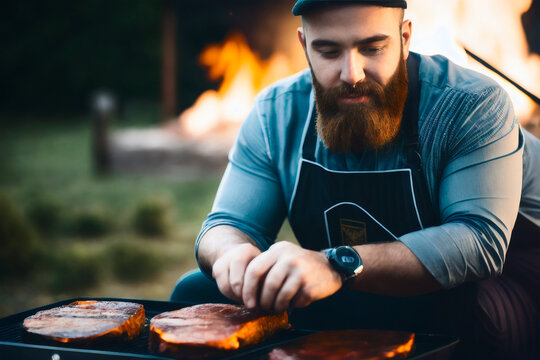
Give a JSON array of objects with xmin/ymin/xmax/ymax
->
[{"xmin": 340, "ymin": 218, "xmax": 367, "ymax": 246}]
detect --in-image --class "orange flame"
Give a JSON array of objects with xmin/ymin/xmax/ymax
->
[
  {"xmin": 180, "ymin": 1, "xmax": 539, "ymax": 140},
  {"xmin": 179, "ymin": 32, "xmax": 296, "ymax": 140},
  {"xmin": 407, "ymin": 0, "xmax": 539, "ymax": 128}
]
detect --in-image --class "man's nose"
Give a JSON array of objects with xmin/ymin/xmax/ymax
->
[{"xmin": 340, "ymin": 51, "xmax": 365, "ymax": 85}]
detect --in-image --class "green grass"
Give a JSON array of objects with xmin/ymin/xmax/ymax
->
[
  {"xmin": 0, "ymin": 117, "xmax": 221, "ymax": 233},
  {"xmin": 0, "ymin": 116, "xmax": 295, "ymax": 318},
  {"xmin": 0, "ymin": 116, "xmax": 221, "ymax": 317}
]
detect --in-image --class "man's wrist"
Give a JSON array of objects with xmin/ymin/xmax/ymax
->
[
  {"xmin": 323, "ymin": 246, "xmax": 364, "ymax": 287},
  {"xmin": 322, "ymin": 248, "xmax": 345, "ymax": 288}
]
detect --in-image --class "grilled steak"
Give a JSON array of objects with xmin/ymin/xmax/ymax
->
[
  {"xmin": 269, "ymin": 329, "xmax": 415, "ymax": 360},
  {"xmin": 149, "ymin": 303, "xmax": 290, "ymax": 359},
  {"xmin": 22, "ymin": 300, "xmax": 145, "ymax": 343}
]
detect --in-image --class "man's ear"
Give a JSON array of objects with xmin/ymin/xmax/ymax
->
[
  {"xmin": 297, "ymin": 27, "xmax": 307, "ymax": 51},
  {"xmin": 401, "ymin": 19, "xmax": 412, "ymax": 60}
]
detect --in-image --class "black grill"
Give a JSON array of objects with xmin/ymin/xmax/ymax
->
[
  {"xmin": 0, "ymin": 297, "xmax": 459, "ymax": 360},
  {"xmin": 0, "ymin": 298, "xmax": 187, "ymax": 359},
  {"xmin": 0, "ymin": 297, "xmax": 311, "ymax": 360}
]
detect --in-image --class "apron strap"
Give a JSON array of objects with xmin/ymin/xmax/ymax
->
[
  {"xmin": 403, "ymin": 52, "xmax": 422, "ymax": 171},
  {"xmin": 403, "ymin": 53, "xmax": 438, "ymax": 226},
  {"xmin": 302, "ymin": 106, "xmax": 318, "ymax": 162}
]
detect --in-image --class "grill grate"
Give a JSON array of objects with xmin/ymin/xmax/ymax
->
[
  {"xmin": 0, "ymin": 297, "xmax": 459, "ymax": 360},
  {"xmin": 0, "ymin": 298, "xmax": 183, "ymax": 359},
  {"xmin": 0, "ymin": 298, "xmax": 310, "ymax": 360},
  {"xmin": 0, "ymin": 320, "xmax": 24, "ymax": 343}
]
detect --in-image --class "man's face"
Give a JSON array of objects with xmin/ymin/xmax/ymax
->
[{"xmin": 298, "ymin": 5, "xmax": 412, "ymax": 153}]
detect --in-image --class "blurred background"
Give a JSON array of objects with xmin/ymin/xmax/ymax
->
[{"xmin": 0, "ymin": 0, "xmax": 538, "ymax": 317}]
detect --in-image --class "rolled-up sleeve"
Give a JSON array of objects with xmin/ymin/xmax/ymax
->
[{"xmin": 400, "ymin": 86, "xmax": 524, "ymax": 289}]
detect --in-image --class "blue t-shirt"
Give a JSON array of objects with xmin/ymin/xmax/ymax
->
[{"xmin": 196, "ymin": 53, "xmax": 538, "ymax": 289}]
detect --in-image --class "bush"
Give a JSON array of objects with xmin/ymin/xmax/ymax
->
[
  {"xmin": 26, "ymin": 195, "xmax": 65, "ymax": 236},
  {"xmin": 109, "ymin": 241, "xmax": 163, "ymax": 282},
  {"xmin": 0, "ymin": 192, "xmax": 37, "ymax": 279},
  {"xmin": 71, "ymin": 206, "xmax": 114, "ymax": 237},
  {"xmin": 132, "ymin": 198, "xmax": 172, "ymax": 237},
  {"xmin": 48, "ymin": 245, "xmax": 103, "ymax": 292}
]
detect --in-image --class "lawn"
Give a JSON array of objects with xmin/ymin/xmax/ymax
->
[{"xmin": 0, "ymin": 116, "xmax": 224, "ymax": 317}]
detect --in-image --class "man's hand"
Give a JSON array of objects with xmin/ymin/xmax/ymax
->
[
  {"xmin": 212, "ymin": 243, "xmax": 261, "ymax": 303},
  {"xmin": 241, "ymin": 241, "xmax": 342, "ymax": 313}
]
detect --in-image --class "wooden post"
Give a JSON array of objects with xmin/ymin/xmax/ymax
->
[
  {"xmin": 92, "ymin": 92, "xmax": 115, "ymax": 176},
  {"xmin": 162, "ymin": 0, "xmax": 178, "ymax": 121}
]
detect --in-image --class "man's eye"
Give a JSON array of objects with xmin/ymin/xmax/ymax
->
[
  {"xmin": 318, "ymin": 49, "xmax": 340, "ymax": 58},
  {"xmin": 361, "ymin": 46, "xmax": 384, "ymax": 55}
]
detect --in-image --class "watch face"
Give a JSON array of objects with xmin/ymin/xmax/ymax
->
[{"xmin": 334, "ymin": 246, "xmax": 361, "ymax": 275}]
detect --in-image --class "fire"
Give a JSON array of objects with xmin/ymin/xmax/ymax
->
[
  {"xmin": 180, "ymin": 1, "xmax": 539, "ymax": 140},
  {"xmin": 179, "ymin": 32, "xmax": 297, "ymax": 140},
  {"xmin": 407, "ymin": 0, "xmax": 539, "ymax": 129},
  {"xmin": 382, "ymin": 334, "xmax": 415, "ymax": 358}
]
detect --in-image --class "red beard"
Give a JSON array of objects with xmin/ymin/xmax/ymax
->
[{"xmin": 313, "ymin": 56, "xmax": 408, "ymax": 153}]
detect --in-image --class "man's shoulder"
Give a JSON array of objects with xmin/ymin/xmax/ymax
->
[
  {"xmin": 256, "ymin": 69, "xmax": 313, "ymax": 103},
  {"xmin": 417, "ymin": 53, "xmax": 500, "ymax": 95}
]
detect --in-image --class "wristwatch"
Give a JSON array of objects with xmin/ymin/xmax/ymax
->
[{"xmin": 324, "ymin": 246, "xmax": 364, "ymax": 283}]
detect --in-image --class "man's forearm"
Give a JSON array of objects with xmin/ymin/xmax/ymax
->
[
  {"xmin": 197, "ymin": 225, "xmax": 260, "ymax": 274},
  {"xmin": 350, "ymin": 241, "xmax": 442, "ymax": 296},
  {"xmin": 198, "ymin": 226, "xmax": 442, "ymax": 298}
]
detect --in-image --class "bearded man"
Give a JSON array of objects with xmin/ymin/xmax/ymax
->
[{"xmin": 171, "ymin": 1, "xmax": 540, "ymax": 359}]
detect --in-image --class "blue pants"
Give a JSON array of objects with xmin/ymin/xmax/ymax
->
[{"xmin": 170, "ymin": 269, "xmax": 234, "ymax": 305}]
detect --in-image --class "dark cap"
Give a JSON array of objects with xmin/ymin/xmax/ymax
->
[{"xmin": 292, "ymin": 0, "xmax": 407, "ymax": 16}]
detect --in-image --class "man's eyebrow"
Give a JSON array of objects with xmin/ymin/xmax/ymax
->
[
  {"xmin": 310, "ymin": 35, "xmax": 390, "ymax": 48},
  {"xmin": 310, "ymin": 39, "xmax": 340, "ymax": 48},
  {"xmin": 354, "ymin": 34, "xmax": 389, "ymax": 46}
]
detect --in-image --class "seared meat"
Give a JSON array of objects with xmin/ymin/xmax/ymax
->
[
  {"xmin": 149, "ymin": 303, "xmax": 290, "ymax": 359},
  {"xmin": 22, "ymin": 300, "xmax": 145, "ymax": 343},
  {"xmin": 269, "ymin": 329, "xmax": 415, "ymax": 360}
]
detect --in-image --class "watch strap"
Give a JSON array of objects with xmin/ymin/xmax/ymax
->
[{"xmin": 324, "ymin": 246, "xmax": 363, "ymax": 282}]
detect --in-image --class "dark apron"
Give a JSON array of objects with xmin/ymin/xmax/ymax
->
[
  {"xmin": 289, "ymin": 53, "xmax": 437, "ymax": 251},
  {"xmin": 286, "ymin": 54, "xmax": 474, "ymax": 333}
]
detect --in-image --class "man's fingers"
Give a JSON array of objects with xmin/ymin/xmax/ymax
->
[
  {"xmin": 229, "ymin": 257, "xmax": 248, "ymax": 299},
  {"xmin": 212, "ymin": 244, "xmax": 261, "ymax": 303},
  {"xmin": 273, "ymin": 271, "xmax": 303, "ymax": 312},
  {"xmin": 290, "ymin": 288, "xmax": 313, "ymax": 309},
  {"xmin": 213, "ymin": 259, "xmax": 242, "ymax": 302},
  {"xmin": 242, "ymin": 252, "xmax": 277, "ymax": 308},
  {"xmin": 258, "ymin": 261, "xmax": 291, "ymax": 311},
  {"xmin": 212, "ymin": 261, "xmax": 233, "ymax": 300}
]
